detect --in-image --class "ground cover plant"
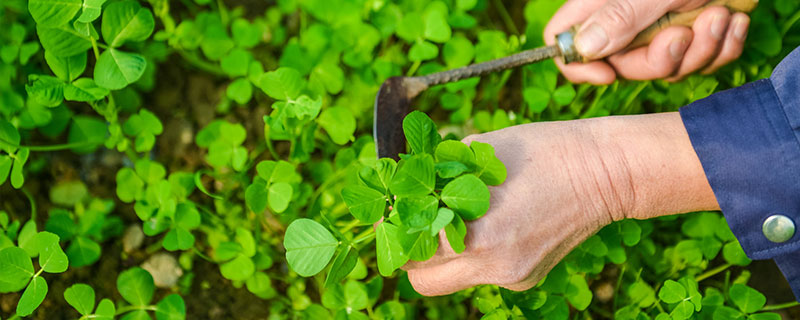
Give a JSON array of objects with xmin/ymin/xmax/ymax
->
[{"xmin": 1, "ymin": 0, "xmax": 800, "ymax": 319}]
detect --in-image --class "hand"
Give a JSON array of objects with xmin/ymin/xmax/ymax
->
[
  {"xmin": 544, "ymin": 0, "xmax": 751, "ymax": 84},
  {"xmin": 405, "ymin": 113, "xmax": 719, "ymax": 296}
]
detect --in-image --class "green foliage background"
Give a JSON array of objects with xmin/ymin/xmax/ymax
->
[{"xmin": 0, "ymin": 0, "xmax": 799, "ymax": 319}]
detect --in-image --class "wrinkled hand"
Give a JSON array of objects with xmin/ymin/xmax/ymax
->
[
  {"xmin": 403, "ymin": 120, "xmax": 625, "ymax": 296},
  {"xmin": 544, "ymin": 0, "xmax": 751, "ymax": 84},
  {"xmin": 404, "ymin": 113, "xmax": 719, "ymax": 296}
]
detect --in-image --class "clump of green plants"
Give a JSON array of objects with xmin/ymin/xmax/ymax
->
[{"xmin": 284, "ymin": 111, "xmax": 506, "ymax": 279}]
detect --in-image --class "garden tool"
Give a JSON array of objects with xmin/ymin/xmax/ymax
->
[{"xmin": 374, "ymin": 0, "xmax": 758, "ymax": 159}]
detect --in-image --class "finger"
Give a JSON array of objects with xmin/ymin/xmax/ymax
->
[
  {"xmin": 702, "ymin": 13, "xmax": 750, "ymax": 74},
  {"xmin": 544, "ymin": 0, "xmax": 608, "ymax": 45},
  {"xmin": 667, "ymin": 6, "xmax": 730, "ymax": 81},
  {"xmin": 575, "ymin": 0, "xmax": 708, "ymax": 59},
  {"xmin": 544, "ymin": 0, "xmax": 617, "ymax": 84},
  {"xmin": 606, "ymin": 26, "xmax": 693, "ymax": 80},
  {"xmin": 554, "ymin": 59, "xmax": 617, "ymax": 84},
  {"xmin": 407, "ymin": 259, "xmax": 478, "ymax": 296}
]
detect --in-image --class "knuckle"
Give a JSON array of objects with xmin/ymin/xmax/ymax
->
[{"xmin": 603, "ymin": 0, "xmax": 638, "ymax": 29}]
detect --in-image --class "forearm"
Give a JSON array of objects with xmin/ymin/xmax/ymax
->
[{"xmin": 589, "ymin": 112, "xmax": 719, "ymax": 220}]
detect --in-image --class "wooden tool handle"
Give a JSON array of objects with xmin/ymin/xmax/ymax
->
[
  {"xmin": 559, "ymin": 0, "xmax": 758, "ymax": 63},
  {"xmin": 628, "ymin": 0, "xmax": 758, "ymax": 48}
]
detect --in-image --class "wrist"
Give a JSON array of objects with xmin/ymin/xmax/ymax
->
[{"xmin": 589, "ymin": 112, "xmax": 720, "ymax": 220}]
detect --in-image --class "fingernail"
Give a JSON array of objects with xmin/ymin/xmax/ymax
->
[
  {"xmin": 733, "ymin": 16, "xmax": 749, "ymax": 40},
  {"xmin": 576, "ymin": 23, "xmax": 608, "ymax": 58},
  {"xmin": 710, "ymin": 14, "xmax": 727, "ymax": 40},
  {"xmin": 669, "ymin": 37, "xmax": 690, "ymax": 61}
]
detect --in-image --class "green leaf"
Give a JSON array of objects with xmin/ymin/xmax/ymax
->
[
  {"xmin": 162, "ymin": 227, "xmax": 194, "ymax": 251},
  {"xmin": 423, "ymin": 1, "xmax": 451, "ymax": 43},
  {"xmin": 95, "ymin": 299, "xmax": 115, "ymax": 320},
  {"xmin": 284, "ymin": 219, "xmax": 338, "ymax": 277},
  {"xmin": 409, "ymin": 40, "xmax": 438, "ymax": 61},
  {"xmin": 246, "ymin": 272, "xmax": 275, "ymax": 299},
  {"xmin": 116, "ymin": 167, "xmax": 144, "ymax": 202},
  {"xmin": 403, "ymin": 111, "xmax": 440, "ymax": 155},
  {"xmin": 77, "ymin": 0, "xmax": 107, "ymax": 22},
  {"xmin": 268, "ymin": 182, "xmax": 293, "ymax": 213},
  {"xmin": 0, "ymin": 156, "xmax": 12, "ymax": 185},
  {"xmin": 722, "ymin": 240, "xmax": 752, "ymax": 266},
  {"xmin": 94, "ymin": 49, "xmax": 147, "ymax": 90},
  {"xmin": 45, "ymin": 51, "xmax": 86, "ymax": 82},
  {"xmin": 729, "ymin": 284, "xmax": 766, "ymax": 313},
  {"xmin": 26, "ymin": 75, "xmax": 64, "ymax": 107},
  {"xmin": 36, "ymin": 232, "xmax": 69, "ymax": 273},
  {"xmin": 435, "ymin": 140, "xmax": 476, "ymax": 168},
  {"xmin": 28, "ymin": 0, "xmax": 82, "ymax": 26},
  {"xmin": 16, "ymin": 276, "xmax": 48, "ymax": 317},
  {"xmin": 429, "ymin": 207, "xmax": 454, "ymax": 236},
  {"xmin": 259, "ymin": 67, "xmax": 303, "ymax": 101},
  {"xmin": 245, "ymin": 178, "xmax": 268, "ymax": 213},
  {"xmin": 435, "ymin": 161, "xmax": 468, "ymax": 178},
  {"xmin": 101, "ymin": 0, "xmax": 155, "ymax": 47},
  {"xmin": 376, "ymin": 222, "xmax": 409, "ymax": 276},
  {"xmin": 64, "ymin": 283, "xmax": 95, "ymax": 316},
  {"xmin": 318, "ymin": 106, "xmax": 356, "ymax": 145},
  {"xmin": 325, "ymin": 247, "xmax": 359, "ymax": 288},
  {"xmin": 155, "ymin": 294, "xmax": 186, "ymax": 320},
  {"xmin": 396, "ymin": 12, "xmax": 424, "ymax": 42},
  {"xmin": 36, "ymin": 24, "xmax": 92, "ymax": 57},
  {"xmin": 443, "ymin": 36, "xmax": 474, "ymax": 68},
  {"xmin": 444, "ymin": 214, "xmax": 466, "ymax": 253},
  {"xmin": 68, "ymin": 116, "xmax": 107, "ymax": 154},
  {"xmin": 389, "ymin": 154, "xmax": 435, "ymax": 197},
  {"xmin": 565, "ymin": 274, "xmax": 592, "ymax": 311},
  {"xmin": 235, "ymin": 228, "xmax": 256, "ymax": 258},
  {"xmin": 220, "ymin": 48, "xmax": 252, "ymax": 77},
  {"xmin": 0, "ymin": 247, "xmax": 34, "ymax": 293},
  {"xmin": 658, "ymin": 280, "xmax": 686, "ymax": 304},
  {"xmin": 10, "ymin": 148, "xmax": 29, "ymax": 189},
  {"xmin": 524, "ymin": 87, "xmax": 551, "ymax": 114},
  {"xmin": 66, "ymin": 236, "xmax": 101, "ymax": 267},
  {"xmin": 552, "ymin": 84, "xmax": 576, "ymax": 106},
  {"xmin": 713, "ymin": 306, "xmax": 745, "ymax": 320},
  {"xmin": 121, "ymin": 310, "xmax": 151, "ymax": 320},
  {"xmin": 0, "ymin": 120, "xmax": 20, "ymax": 154},
  {"xmin": 396, "ymin": 195, "xmax": 437, "ymax": 229},
  {"xmin": 226, "ymin": 78, "xmax": 253, "ymax": 105},
  {"xmin": 470, "ymin": 141, "xmax": 507, "ymax": 186},
  {"xmin": 117, "ymin": 267, "xmax": 155, "ymax": 306},
  {"xmin": 64, "ymin": 78, "xmax": 110, "ymax": 102},
  {"xmin": 220, "ymin": 254, "xmax": 255, "ymax": 281},
  {"xmin": 670, "ymin": 300, "xmax": 695, "ymax": 320},
  {"xmin": 341, "ymin": 185, "xmax": 386, "ymax": 224},
  {"xmin": 441, "ymin": 174, "xmax": 490, "ymax": 220}
]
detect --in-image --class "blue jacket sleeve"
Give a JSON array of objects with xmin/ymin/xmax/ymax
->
[{"xmin": 680, "ymin": 46, "xmax": 800, "ymax": 302}]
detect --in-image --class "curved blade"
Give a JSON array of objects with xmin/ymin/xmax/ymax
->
[{"xmin": 373, "ymin": 77, "xmax": 416, "ymax": 160}]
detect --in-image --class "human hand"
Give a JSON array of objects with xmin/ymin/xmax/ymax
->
[
  {"xmin": 405, "ymin": 113, "xmax": 719, "ymax": 295},
  {"xmin": 544, "ymin": 0, "xmax": 751, "ymax": 84}
]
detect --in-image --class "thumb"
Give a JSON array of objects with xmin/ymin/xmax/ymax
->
[{"xmin": 575, "ymin": 0, "xmax": 708, "ymax": 59}]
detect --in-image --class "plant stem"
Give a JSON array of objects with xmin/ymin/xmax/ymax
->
[
  {"xmin": 0, "ymin": 136, "xmax": 98, "ymax": 152},
  {"xmin": 8, "ymin": 314, "xmax": 20, "ymax": 320},
  {"xmin": 21, "ymin": 187, "xmax": 36, "ymax": 221},
  {"xmin": 176, "ymin": 50, "xmax": 226, "ymax": 77},
  {"xmin": 762, "ymin": 301, "xmax": 800, "ymax": 311},
  {"xmin": 696, "ymin": 263, "xmax": 732, "ymax": 282},
  {"xmin": 782, "ymin": 10, "xmax": 800, "ymax": 35},
  {"xmin": 193, "ymin": 247, "xmax": 214, "ymax": 262},
  {"xmin": 492, "ymin": 0, "xmax": 519, "ymax": 35},
  {"xmin": 115, "ymin": 305, "xmax": 157, "ymax": 315},
  {"xmin": 406, "ymin": 60, "xmax": 421, "ymax": 77}
]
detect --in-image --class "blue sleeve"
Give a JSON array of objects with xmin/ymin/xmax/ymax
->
[{"xmin": 679, "ymin": 46, "xmax": 800, "ymax": 302}]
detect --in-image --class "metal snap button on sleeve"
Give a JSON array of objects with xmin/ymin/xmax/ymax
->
[{"xmin": 762, "ymin": 215, "xmax": 796, "ymax": 243}]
